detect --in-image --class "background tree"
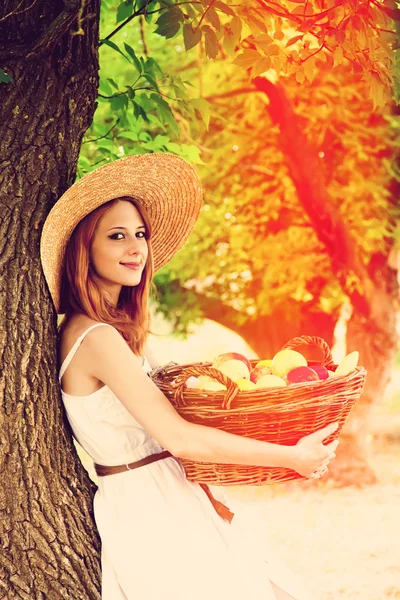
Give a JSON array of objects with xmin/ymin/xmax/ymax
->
[{"xmin": 0, "ymin": 0, "xmax": 398, "ymax": 597}]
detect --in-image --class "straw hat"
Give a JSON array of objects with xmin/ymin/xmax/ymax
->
[{"xmin": 40, "ymin": 153, "xmax": 203, "ymax": 313}]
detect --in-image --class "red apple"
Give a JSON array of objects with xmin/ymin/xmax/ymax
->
[
  {"xmin": 250, "ymin": 364, "xmax": 272, "ymax": 384},
  {"xmin": 309, "ymin": 365, "xmax": 329, "ymax": 380},
  {"xmin": 212, "ymin": 352, "xmax": 251, "ymax": 372},
  {"xmin": 286, "ymin": 366, "xmax": 320, "ymax": 384}
]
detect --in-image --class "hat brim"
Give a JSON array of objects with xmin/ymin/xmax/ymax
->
[{"xmin": 40, "ymin": 153, "xmax": 203, "ymax": 313}]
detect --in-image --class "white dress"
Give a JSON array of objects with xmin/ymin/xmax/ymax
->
[{"xmin": 59, "ymin": 323, "xmax": 315, "ymax": 600}]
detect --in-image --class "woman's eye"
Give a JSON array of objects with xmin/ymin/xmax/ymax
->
[{"xmin": 108, "ymin": 231, "xmax": 147, "ymax": 240}]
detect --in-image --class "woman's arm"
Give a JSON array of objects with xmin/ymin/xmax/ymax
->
[
  {"xmin": 85, "ymin": 326, "xmax": 338, "ymax": 478},
  {"xmin": 143, "ymin": 339, "xmax": 162, "ymax": 369}
]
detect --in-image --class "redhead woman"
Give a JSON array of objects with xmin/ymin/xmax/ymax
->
[{"xmin": 40, "ymin": 154, "xmax": 338, "ymax": 600}]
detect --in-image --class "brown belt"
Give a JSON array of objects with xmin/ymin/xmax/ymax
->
[{"xmin": 94, "ymin": 450, "xmax": 234, "ymax": 524}]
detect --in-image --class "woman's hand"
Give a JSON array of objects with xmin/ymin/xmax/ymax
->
[{"xmin": 291, "ymin": 422, "xmax": 339, "ymax": 479}]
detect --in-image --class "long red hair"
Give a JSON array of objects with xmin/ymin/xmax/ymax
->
[{"xmin": 58, "ymin": 196, "xmax": 156, "ymax": 356}]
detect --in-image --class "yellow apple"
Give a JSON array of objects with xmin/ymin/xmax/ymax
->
[
  {"xmin": 255, "ymin": 374, "xmax": 287, "ymax": 389},
  {"xmin": 271, "ymin": 349, "xmax": 307, "ymax": 378},
  {"xmin": 334, "ymin": 351, "xmax": 359, "ymax": 377},
  {"xmin": 236, "ymin": 378, "xmax": 257, "ymax": 391},
  {"xmin": 193, "ymin": 376, "xmax": 227, "ymax": 391},
  {"xmin": 250, "ymin": 365, "xmax": 272, "ymax": 383},
  {"xmin": 256, "ymin": 359, "xmax": 272, "ymax": 368},
  {"xmin": 213, "ymin": 359, "xmax": 250, "ymax": 381}
]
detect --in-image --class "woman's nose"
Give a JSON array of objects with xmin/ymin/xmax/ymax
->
[{"xmin": 127, "ymin": 238, "xmax": 142, "ymax": 256}]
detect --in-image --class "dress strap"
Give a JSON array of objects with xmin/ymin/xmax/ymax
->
[{"xmin": 59, "ymin": 323, "xmax": 115, "ymax": 382}]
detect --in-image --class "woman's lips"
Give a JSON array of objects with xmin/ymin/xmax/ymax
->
[{"xmin": 121, "ymin": 263, "xmax": 141, "ymax": 270}]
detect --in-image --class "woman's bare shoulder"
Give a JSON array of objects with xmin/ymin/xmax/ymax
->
[{"xmin": 59, "ymin": 315, "xmax": 107, "ymax": 360}]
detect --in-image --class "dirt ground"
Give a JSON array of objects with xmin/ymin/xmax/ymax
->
[{"xmin": 223, "ymin": 438, "xmax": 400, "ymax": 600}]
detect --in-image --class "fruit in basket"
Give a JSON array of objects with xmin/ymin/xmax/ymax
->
[
  {"xmin": 256, "ymin": 359, "xmax": 272, "ymax": 368},
  {"xmin": 309, "ymin": 365, "xmax": 329, "ymax": 380},
  {"xmin": 271, "ymin": 349, "xmax": 307, "ymax": 378},
  {"xmin": 250, "ymin": 364, "xmax": 272, "ymax": 383},
  {"xmin": 334, "ymin": 351, "xmax": 359, "ymax": 377},
  {"xmin": 286, "ymin": 366, "xmax": 320, "ymax": 384},
  {"xmin": 255, "ymin": 374, "xmax": 287, "ymax": 389},
  {"xmin": 212, "ymin": 352, "xmax": 251, "ymax": 381},
  {"xmin": 236, "ymin": 378, "xmax": 257, "ymax": 391},
  {"xmin": 192, "ymin": 376, "xmax": 227, "ymax": 391}
]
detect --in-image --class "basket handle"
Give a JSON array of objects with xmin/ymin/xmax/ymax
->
[
  {"xmin": 171, "ymin": 365, "xmax": 240, "ymax": 410},
  {"xmin": 280, "ymin": 335, "xmax": 335, "ymax": 369}
]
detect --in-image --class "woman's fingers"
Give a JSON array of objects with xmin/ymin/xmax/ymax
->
[{"xmin": 325, "ymin": 439, "xmax": 339, "ymax": 453}]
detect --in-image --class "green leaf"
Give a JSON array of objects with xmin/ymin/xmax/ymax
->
[
  {"xmin": 143, "ymin": 0, "xmax": 159, "ymax": 22},
  {"xmin": 206, "ymin": 7, "xmax": 220, "ymax": 30},
  {"xmin": 165, "ymin": 142, "xmax": 182, "ymax": 154},
  {"xmin": 233, "ymin": 49, "xmax": 260, "ymax": 69},
  {"xmin": 0, "ymin": 68, "xmax": 12, "ymax": 84},
  {"xmin": 124, "ymin": 43, "xmax": 142, "ymax": 73},
  {"xmin": 251, "ymin": 57, "xmax": 272, "ymax": 78},
  {"xmin": 101, "ymin": 39, "xmax": 131, "ymax": 63},
  {"xmin": 191, "ymin": 97, "xmax": 211, "ymax": 130},
  {"xmin": 286, "ymin": 35, "xmax": 304, "ymax": 48},
  {"xmin": 108, "ymin": 78, "xmax": 119, "ymax": 90},
  {"xmin": 143, "ymin": 73, "xmax": 160, "ymax": 92},
  {"xmin": 183, "ymin": 23, "xmax": 202, "ymax": 51},
  {"xmin": 132, "ymin": 101, "xmax": 149, "ymax": 122},
  {"xmin": 99, "ymin": 78, "xmax": 113, "ymax": 96},
  {"xmin": 202, "ymin": 25, "xmax": 219, "ymax": 60},
  {"xmin": 213, "ymin": 1, "xmax": 235, "ymax": 17},
  {"xmin": 247, "ymin": 15, "xmax": 268, "ymax": 35},
  {"xmin": 230, "ymin": 16, "xmax": 242, "ymax": 40},
  {"xmin": 110, "ymin": 94, "xmax": 129, "ymax": 112},
  {"xmin": 154, "ymin": 8, "xmax": 183, "ymax": 39},
  {"xmin": 118, "ymin": 131, "xmax": 139, "ymax": 141},
  {"xmin": 151, "ymin": 93, "xmax": 179, "ymax": 135},
  {"xmin": 145, "ymin": 57, "xmax": 163, "ymax": 78},
  {"xmin": 116, "ymin": 1, "xmax": 133, "ymax": 23}
]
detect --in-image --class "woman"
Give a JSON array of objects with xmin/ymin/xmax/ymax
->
[{"xmin": 40, "ymin": 153, "xmax": 338, "ymax": 600}]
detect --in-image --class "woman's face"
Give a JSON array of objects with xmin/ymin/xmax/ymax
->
[{"xmin": 90, "ymin": 200, "xmax": 149, "ymax": 305}]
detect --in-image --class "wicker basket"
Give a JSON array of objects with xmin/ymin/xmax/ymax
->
[{"xmin": 150, "ymin": 336, "xmax": 367, "ymax": 486}]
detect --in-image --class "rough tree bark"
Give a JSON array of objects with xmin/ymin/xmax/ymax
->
[
  {"xmin": 0, "ymin": 1, "xmax": 101, "ymax": 598},
  {"xmin": 253, "ymin": 77, "xmax": 399, "ymax": 485}
]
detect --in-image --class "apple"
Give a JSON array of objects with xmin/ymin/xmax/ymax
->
[
  {"xmin": 255, "ymin": 359, "xmax": 272, "ymax": 368},
  {"xmin": 334, "ymin": 351, "xmax": 359, "ymax": 377},
  {"xmin": 255, "ymin": 374, "xmax": 287, "ymax": 389},
  {"xmin": 193, "ymin": 375, "xmax": 227, "ymax": 391},
  {"xmin": 212, "ymin": 352, "xmax": 251, "ymax": 381},
  {"xmin": 309, "ymin": 365, "xmax": 329, "ymax": 380},
  {"xmin": 271, "ymin": 349, "xmax": 307, "ymax": 379},
  {"xmin": 236, "ymin": 378, "xmax": 257, "ymax": 391},
  {"xmin": 212, "ymin": 352, "xmax": 251, "ymax": 371},
  {"xmin": 286, "ymin": 366, "xmax": 320, "ymax": 384},
  {"xmin": 250, "ymin": 364, "xmax": 272, "ymax": 383}
]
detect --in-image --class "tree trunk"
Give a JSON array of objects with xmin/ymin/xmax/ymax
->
[
  {"xmin": 253, "ymin": 77, "xmax": 399, "ymax": 485},
  {"xmin": 0, "ymin": 2, "xmax": 101, "ymax": 598}
]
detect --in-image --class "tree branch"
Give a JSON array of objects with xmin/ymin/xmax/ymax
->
[{"xmin": 252, "ymin": 76, "xmax": 375, "ymax": 318}]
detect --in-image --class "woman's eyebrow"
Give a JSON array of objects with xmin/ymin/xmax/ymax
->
[{"xmin": 107, "ymin": 225, "xmax": 146, "ymax": 231}]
